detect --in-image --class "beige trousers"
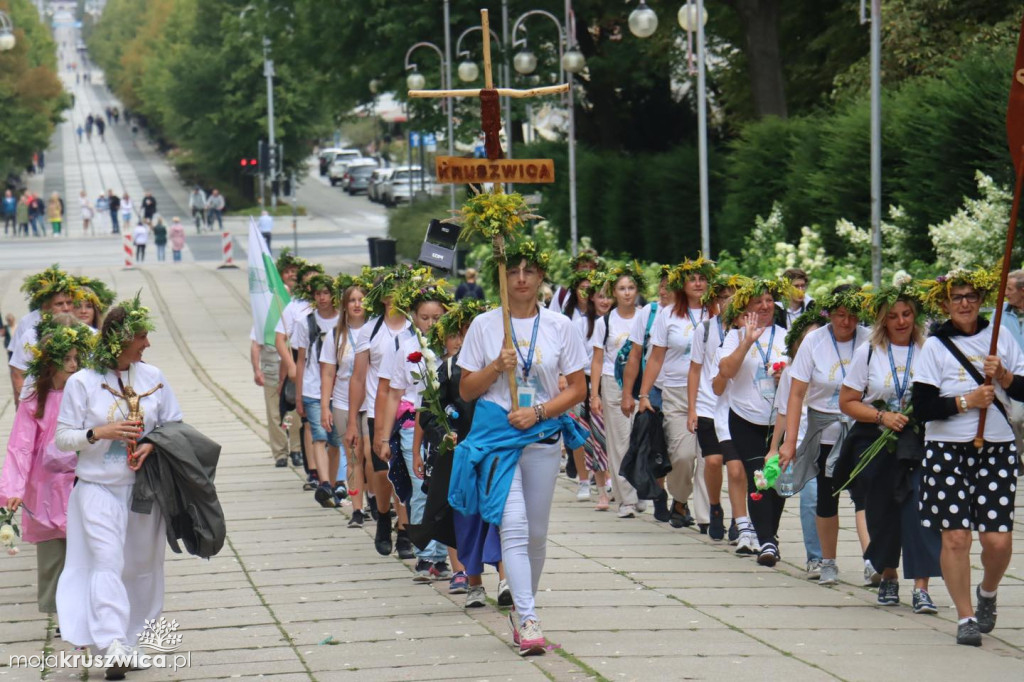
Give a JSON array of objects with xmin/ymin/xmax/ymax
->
[
  {"xmin": 661, "ymin": 385, "xmax": 710, "ymax": 524},
  {"xmin": 602, "ymin": 378, "xmax": 638, "ymax": 507},
  {"xmin": 260, "ymin": 346, "xmax": 289, "ymax": 461}
]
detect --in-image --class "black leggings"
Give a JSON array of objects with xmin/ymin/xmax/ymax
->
[
  {"xmin": 861, "ymin": 450, "xmax": 901, "ymax": 571},
  {"xmin": 729, "ymin": 410, "xmax": 785, "ymax": 546},
  {"xmin": 816, "ymin": 444, "xmax": 866, "ymax": 518}
]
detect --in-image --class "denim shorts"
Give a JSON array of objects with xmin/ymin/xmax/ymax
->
[{"xmin": 303, "ymin": 397, "xmax": 341, "ymax": 447}]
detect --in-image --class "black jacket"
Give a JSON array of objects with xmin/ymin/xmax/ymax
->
[
  {"xmin": 133, "ymin": 422, "xmax": 226, "ymax": 558},
  {"xmin": 620, "ymin": 409, "xmax": 672, "ymax": 500}
]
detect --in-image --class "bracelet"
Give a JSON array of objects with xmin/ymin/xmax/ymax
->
[
  {"xmin": 538, "ymin": 403, "xmax": 547, "ymax": 419},
  {"xmin": 958, "ymin": 395, "xmax": 969, "ymax": 413},
  {"xmin": 875, "ymin": 410, "xmax": 884, "ymax": 425},
  {"xmin": 533, "ymin": 404, "xmax": 543, "ymax": 423},
  {"xmin": 638, "ymin": 394, "xmax": 650, "ymax": 400}
]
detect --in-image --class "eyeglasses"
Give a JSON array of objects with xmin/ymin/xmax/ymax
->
[
  {"xmin": 791, "ymin": 282, "xmax": 808, "ymax": 290},
  {"xmin": 950, "ymin": 293, "xmax": 981, "ymax": 304}
]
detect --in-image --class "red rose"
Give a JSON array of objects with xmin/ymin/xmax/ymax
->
[
  {"xmin": 407, "ymin": 351, "xmax": 423, "ymax": 363},
  {"xmin": 772, "ymin": 361, "xmax": 786, "ymax": 372},
  {"xmin": 749, "ymin": 492, "xmax": 763, "ymax": 502}
]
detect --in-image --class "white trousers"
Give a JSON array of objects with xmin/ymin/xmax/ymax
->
[
  {"xmin": 56, "ymin": 481, "xmax": 166, "ymax": 651},
  {"xmin": 500, "ymin": 440, "xmax": 562, "ymax": 626},
  {"xmin": 601, "ymin": 378, "xmax": 638, "ymax": 506},
  {"xmin": 662, "ymin": 385, "xmax": 710, "ymax": 524}
]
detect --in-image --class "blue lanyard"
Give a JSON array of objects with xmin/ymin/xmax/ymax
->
[
  {"xmin": 828, "ymin": 325, "xmax": 855, "ymax": 379},
  {"xmin": 509, "ymin": 314, "xmax": 541, "ymax": 381},
  {"xmin": 687, "ymin": 307, "xmax": 705, "ymax": 329},
  {"xmin": 716, "ymin": 316, "xmax": 725, "ymax": 344},
  {"xmin": 754, "ymin": 325, "xmax": 776, "ymax": 371},
  {"xmin": 888, "ymin": 343, "xmax": 914, "ymax": 403}
]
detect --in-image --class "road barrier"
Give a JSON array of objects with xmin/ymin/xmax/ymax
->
[
  {"xmin": 218, "ymin": 231, "xmax": 238, "ymax": 269},
  {"xmin": 123, "ymin": 231, "xmax": 134, "ymax": 269}
]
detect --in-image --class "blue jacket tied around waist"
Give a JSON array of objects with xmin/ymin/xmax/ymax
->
[{"xmin": 448, "ymin": 399, "xmax": 590, "ymax": 525}]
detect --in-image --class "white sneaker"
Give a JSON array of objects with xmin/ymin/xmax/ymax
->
[
  {"xmin": 806, "ymin": 559, "xmax": 823, "ymax": 580},
  {"xmin": 735, "ymin": 530, "xmax": 760, "ymax": 555},
  {"xmin": 617, "ymin": 503, "xmax": 636, "ymax": 518},
  {"xmin": 497, "ymin": 579, "xmax": 513, "ymax": 607},
  {"xmin": 635, "ymin": 500, "xmax": 648, "ymax": 513},
  {"xmin": 576, "ymin": 481, "xmax": 591, "ymax": 501},
  {"xmin": 518, "ymin": 619, "xmax": 546, "ymax": 656},
  {"xmin": 465, "ymin": 585, "xmax": 487, "ymax": 608},
  {"xmin": 104, "ymin": 640, "xmax": 133, "ymax": 680},
  {"xmin": 863, "ymin": 561, "xmax": 881, "ymax": 587}
]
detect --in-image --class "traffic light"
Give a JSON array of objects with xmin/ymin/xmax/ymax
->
[
  {"xmin": 239, "ymin": 157, "xmax": 258, "ymax": 174},
  {"xmin": 258, "ymin": 140, "xmax": 269, "ymax": 175}
]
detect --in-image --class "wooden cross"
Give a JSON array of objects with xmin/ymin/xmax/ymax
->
[{"xmin": 409, "ymin": 8, "xmax": 568, "ymax": 410}]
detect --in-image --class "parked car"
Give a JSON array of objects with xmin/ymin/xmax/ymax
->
[
  {"xmin": 318, "ymin": 147, "xmax": 344, "ymax": 176},
  {"xmin": 380, "ymin": 166, "xmax": 442, "ymax": 206},
  {"xmin": 327, "ymin": 150, "xmax": 364, "ymax": 185},
  {"xmin": 342, "ymin": 161, "xmax": 379, "ymax": 195},
  {"xmin": 367, "ymin": 168, "xmax": 394, "ymax": 203}
]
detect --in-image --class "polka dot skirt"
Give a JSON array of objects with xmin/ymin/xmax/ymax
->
[{"xmin": 919, "ymin": 441, "xmax": 1018, "ymax": 532}]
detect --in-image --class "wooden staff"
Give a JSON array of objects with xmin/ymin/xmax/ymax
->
[{"xmin": 974, "ymin": 150, "xmax": 1024, "ymax": 448}]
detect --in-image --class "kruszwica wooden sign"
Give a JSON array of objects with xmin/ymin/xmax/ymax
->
[{"xmin": 435, "ymin": 157, "xmax": 555, "ymax": 184}]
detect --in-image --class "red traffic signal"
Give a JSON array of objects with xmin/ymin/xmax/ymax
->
[
  {"xmin": 240, "ymin": 158, "xmax": 258, "ymax": 167},
  {"xmin": 240, "ymin": 158, "xmax": 249, "ymax": 167}
]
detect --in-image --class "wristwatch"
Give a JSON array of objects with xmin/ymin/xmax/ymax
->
[
  {"xmin": 86, "ymin": 428, "xmax": 97, "ymax": 444},
  {"xmin": 958, "ymin": 395, "xmax": 969, "ymax": 413}
]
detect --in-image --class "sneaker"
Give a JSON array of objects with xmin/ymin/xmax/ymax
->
[
  {"xmin": 369, "ymin": 506, "xmax": 380, "ymax": 522},
  {"xmin": 806, "ymin": 559, "xmax": 822, "ymax": 580},
  {"xmin": 412, "ymin": 559, "xmax": 433, "ymax": 582},
  {"xmin": 957, "ymin": 619, "xmax": 982, "ymax": 646},
  {"xmin": 757, "ymin": 542, "xmax": 779, "ymax": 567},
  {"xmin": 395, "ymin": 531, "xmax": 415, "ymax": 560},
  {"xmin": 912, "ymin": 588, "xmax": 938, "ymax": 614},
  {"xmin": 698, "ymin": 523, "xmax": 709, "ymax": 535},
  {"xmin": 653, "ymin": 492, "xmax": 670, "ymax": 523},
  {"xmin": 374, "ymin": 514, "xmax": 392, "ymax": 556},
  {"xmin": 818, "ymin": 560, "xmax": 839, "ymax": 586},
  {"xmin": 727, "ymin": 519, "xmax": 739, "ymax": 545},
  {"xmin": 735, "ymin": 530, "xmax": 760, "ymax": 555},
  {"xmin": 518, "ymin": 619, "xmax": 546, "ymax": 656},
  {"xmin": 497, "ymin": 579, "xmax": 513, "ymax": 607},
  {"xmin": 975, "ymin": 587, "xmax": 997, "ymax": 633},
  {"xmin": 877, "ymin": 579, "xmax": 900, "ymax": 605},
  {"xmin": 104, "ymin": 640, "xmax": 133, "ymax": 681},
  {"xmin": 708, "ymin": 503, "xmax": 725, "ymax": 539},
  {"xmin": 302, "ymin": 476, "xmax": 318, "ymax": 492},
  {"xmin": 431, "ymin": 561, "xmax": 452, "ymax": 581},
  {"xmin": 508, "ymin": 612, "xmax": 520, "ymax": 646},
  {"xmin": 347, "ymin": 509, "xmax": 365, "ymax": 528},
  {"xmin": 275, "ymin": 458, "xmax": 288, "ymax": 468},
  {"xmin": 669, "ymin": 502, "xmax": 695, "ymax": 528},
  {"xmin": 449, "ymin": 571, "xmax": 469, "ymax": 594},
  {"xmin": 289, "ymin": 451, "xmax": 302, "ymax": 466},
  {"xmin": 635, "ymin": 500, "xmax": 649, "ymax": 513},
  {"xmin": 863, "ymin": 561, "xmax": 881, "ymax": 587},
  {"xmin": 617, "ymin": 503, "xmax": 636, "ymax": 519},
  {"xmin": 334, "ymin": 481, "xmax": 349, "ymax": 500},
  {"xmin": 314, "ymin": 482, "xmax": 338, "ymax": 508},
  {"xmin": 576, "ymin": 481, "xmax": 591, "ymax": 501},
  {"xmin": 465, "ymin": 584, "xmax": 487, "ymax": 607}
]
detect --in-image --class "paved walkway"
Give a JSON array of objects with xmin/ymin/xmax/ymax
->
[{"xmin": 1, "ymin": 263, "xmax": 1023, "ymax": 681}]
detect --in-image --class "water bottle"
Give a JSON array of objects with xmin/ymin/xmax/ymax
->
[
  {"xmin": 776, "ymin": 464, "xmax": 796, "ymax": 498},
  {"xmin": 444, "ymin": 404, "xmax": 459, "ymax": 421}
]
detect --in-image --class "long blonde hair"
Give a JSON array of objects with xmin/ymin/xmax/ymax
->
[
  {"xmin": 334, "ymin": 285, "xmax": 367, "ymax": 362},
  {"xmin": 869, "ymin": 298, "xmax": 925, "ymax": 350}
]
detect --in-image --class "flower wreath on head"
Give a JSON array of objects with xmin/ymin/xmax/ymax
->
[
  {"xmin": 390, "ymin": 271, "xmax": 454, "ymax": 318},
  {"xmin": 863, "ymin": 280, "xmax": 928, "ymax": 323},
  {"xmin": 330, "ymin": 273, "xmax": 368, "ymax": 309},
  {"xmin": 598, "ymin": 261, "xmax": 649, "ymax": 300},
  {"xmin": 25, "ymin": 318, "xmax": 95, "ymax": 380},
  {"xmin": 487, "ymin": 238, "xmax": 551, "ymax": 288},
  {"xmin": 567, "ymin": 269, "xmax": 597, "ymax": 296},
  {"xmin": 784, "ymin": 303, "xmax": 829, "ymax": 358},
  {"xmin": 294, "ymin": 260, "xmax": 324, "ymax": 284},
  {"xmin": 723, "ymin": 277, "xmax": 793, "ymax": 327},
  {"xmin": 21, "ymin": 264, "xmax": 81, "ymax": 311},
  {"xmin": 569, "ymin": 248, "xmax": 603, "ymax": 272},
  {"xmin": 275, "ymin": 247, "xmax": 301, "ymax": 274},
  {"xmin": 430, "ymin": 298, "xmax": 493, "ymax": 351},
  {"xmin": 667, "ymin": 253, "xmax": 720, "ymax": 292},
  {"xmin": 919, "ymin": 267, "xmax": 999, "ymax": 318},
  {"xmin": 702, "ymin": 273, "xmax": 748, "ymax": 306},
  {"xmin": 818, "ymin": 286, "xmax": 870, "ymax": 321},
  {"xmin": 90, "ymin": 293, "xmax": 156, "ymax": 370},
  {"xmin": 362, "ymin": 264, "xmax": 420, "ymax": 318},
  {"xmin": 75, "ymin": 276, "xmax": 117, "ymax": 313},
  {"xmin": 295, "ymin": 273, "xmax": 336, "ymax": 303}
]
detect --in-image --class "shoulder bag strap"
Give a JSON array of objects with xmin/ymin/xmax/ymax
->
[{"xmin": 936, "ymin": 335, "xmax": 1010, "ymax": 425}]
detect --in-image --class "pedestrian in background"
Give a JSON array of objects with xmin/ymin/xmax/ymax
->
[
  {"xmin": 46, "ymin": 192, "xmax": 64, "ymax": 237},
  {"xmin": 206, "ymin": 189, "xmax": 225, "ymax": 230},
  {"xmin": 189, "ymin": 187, "xmax": 207, "ymax": 234},
  {"xmin": 169, "ymin": 216, "xmax": 186, "ymax": 262},
  {"xmin": 79, "ymin": 191, "xmax": 93, "ymax": 236},
  {"xmin": 152, "ymin": 215, "xmax": 168, "ymax": 262},
  {"xmin": 258, "ymin": 209, "xmax": 273, "ymax": 250},
  {"xmin": 107, "ymin": 190, "xmax": 120, "ymax": 234},
  {"xmin": 2, "ymin": 189, "xmax": 16, "ymax": 235},
  {"xmin": 455, "ymin": 268, "xmax": 485, "ymax": 301},
  {"xmin": 133, "ymin": 220, "xmax": 149, "ymax": 262},
  {"xmin": 120, "ymin": 193, "xmax": 134, "ymax": 229},
  {"xmin": 28, "ymin": 193, "xmax": 46, "ymax": 236},
  {"xmin": 141, "ymin": 191, "xmax": 157, "ymax": 222},
  {"xmin": 17, "ymin": 193, "xmax": 31, "ymax": 237},
  {"xmin": 75, "ymin": 125, "xmax": 83, "ymax": 143}
]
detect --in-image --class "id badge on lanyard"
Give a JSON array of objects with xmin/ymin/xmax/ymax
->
[
  {"xmin": 757, "ymin": 366, "xmax": 777, "ymax": 402},
  {"xmin": 518, "ymin": 385, "xmax": 537, "ymax": 408}
]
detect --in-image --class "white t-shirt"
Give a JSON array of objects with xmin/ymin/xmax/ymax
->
[
  {"xmin": 459, "ymin": 307, "xmax": 588, "ymax": 411},
  {"xmin": 720, "ymin": 325, "xmax": 788, "ymax": 426},
  {"xmin": 133, "ymin": 224, "xmax": 148, "ymax": 245},
  {"xmin": 592, "ymin": 308, "xmax": 638, "ymax": 377},
  {"xmin": 789, "ymin": 324, "xmax": 868, "ymax": 444},
  {"xmin": 319, "ymin": 323, "xmax": 363, "ymax": 409},
  {"xmin": 274, "ymin": 300, "xmax": 312, "ymax": 338},
  {"xmin": 573, "ymin": 315, "xmax": 598, "ymax": 376},
  {"xmin": 628, "ymin": 303, "xmax": 666, "ymax": 386},
  {"xmin": 388, "ymin": 333, "xmax": 434, "ymax": 410},
  {"xmin": 914, "ymin": 326, "xmax": 1024, "ymax": 443},
  {"xmin": 774, "ymin": 367, "xmax": 807, "ymax": 446},
  {"xmin": 9, "ymin": 309, "xmax": 42, "ymax": 371},
  {"xmin": 842, "ymin": 342, "xmax": 920, "ymax": 412},
  {"xmin": 712, "ymin": 344, "xmax": 732, "ymax": 442},
  {"xmin": 354, "ymin": 317, "xmax": 411, "ymax": 417},
  {"xmin": 778, "ymin": 297, "xmax": 815, "ymax": 328},
  {"xmin": 57, "ymin": 363, "xmax": 182, "ymax": 486},
  {"xmin": 690, "ymin": 315, "xmax": 727, "ymax": 418},
  {"xmin": 291, "ymin": 311, "xmax": 339, "ymax": 400},
  {"xmin": 642, "ymin": 304, "xmax": 706, "ymax": 389}
]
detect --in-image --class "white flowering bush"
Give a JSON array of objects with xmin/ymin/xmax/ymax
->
[{"xmin": 929, "ymin": 171, "xmax": 1011, "ymax": 271}]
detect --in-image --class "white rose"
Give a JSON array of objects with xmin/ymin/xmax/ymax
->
[
  {"xmin": 430, "ymin": 378, "xmax": 440, "ymax": 391},
  {"xmin": 0, "ymin": 524, "xmax": 15, "ymax": 544},
  {"xmin": 422, "ymin": 348, "xmax": 437, "ymax": 364}
]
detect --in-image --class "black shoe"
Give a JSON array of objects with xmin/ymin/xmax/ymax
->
[
  {"xmin": 302, "ymin": 475, "xmax": 318, "ymax": 492},
  {"xmin": 369, "ymin": 506, "xmax": 380, "ymax": 522},
  {"xmin": 275, "ymin": 458, "xmax": 288, "ymax": 468},
  {"xmin": 395, "ymin": 530, "xmax": 416, "ymax": 560},
  {"xmin": 347, "ymin": 509, "xmax": 365, "ymax": 528},
  {"xmin": 314, "ymin": 482, "xmax": 337, "ymax": 508},
  {"xmin": 728, "ymin": 519, "xmax": 739, "ymax": 544},
  {"xmin": 708, "ymin": 504, "xmax": 725, "ymax": 540},
  {"xmin": 669, "ymin": 502, "xmax": 694, "ymax": 528},
  {"xmin": 957, "ymin": 619, "xmax": 982, "ymax": 646},
  {"xmin": 289, "ymin": 451, "xmax": 302, "ymax": 466},
  {"xmin": 652, "ymin": 492, "xmax": 670, "ymax": 523},
  {"xmin": 374, "ymin": 514, "xmax": 393, "ymax": 556},
  {"xmin": 757, "ymin": 542, "xmax": 779, "ymax": 567},
  {"xmin": 975, "ymin": 586, "xmax": 997, "ymax": 633},
  {"xmin": 334, "ymin": 481, "xmax": 349, "ymax": 500},
  {"xmin": 698, "ymin": 523, "xmax": 709, "ymax": 535}
]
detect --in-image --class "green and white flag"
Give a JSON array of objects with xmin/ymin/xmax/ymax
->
[{"xmin": 248, "ymin": 219, "xmax": 290, "ymax": 345}]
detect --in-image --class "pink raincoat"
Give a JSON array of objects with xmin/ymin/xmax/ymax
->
[{"xmin": 0, "ymin": 391, "xmax": 77, "ymax": 543}]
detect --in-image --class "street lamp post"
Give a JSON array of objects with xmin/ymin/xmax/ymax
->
[
  {"xmin": 0, "ymin": 11, "xmax": 17, "ymax": 51},
  {"xmin": 404, "ymin": 43, "xmax": 448, "ymax": 205},
  {"xmin": 863, "ymin": 0, "xmax": 882, "ymax": 288},
  {"xmin": 443, "ymin": 0, "xmax": 455, "ymax": 211}
]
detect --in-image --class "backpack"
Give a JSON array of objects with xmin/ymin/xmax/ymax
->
[
  {"xmin": 305, "ymin": 312, "xmax": 327, "ymax": 368},
  {"xmin": 605, "ymin": 304, "xmax": 658, "ymax": 397}
]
